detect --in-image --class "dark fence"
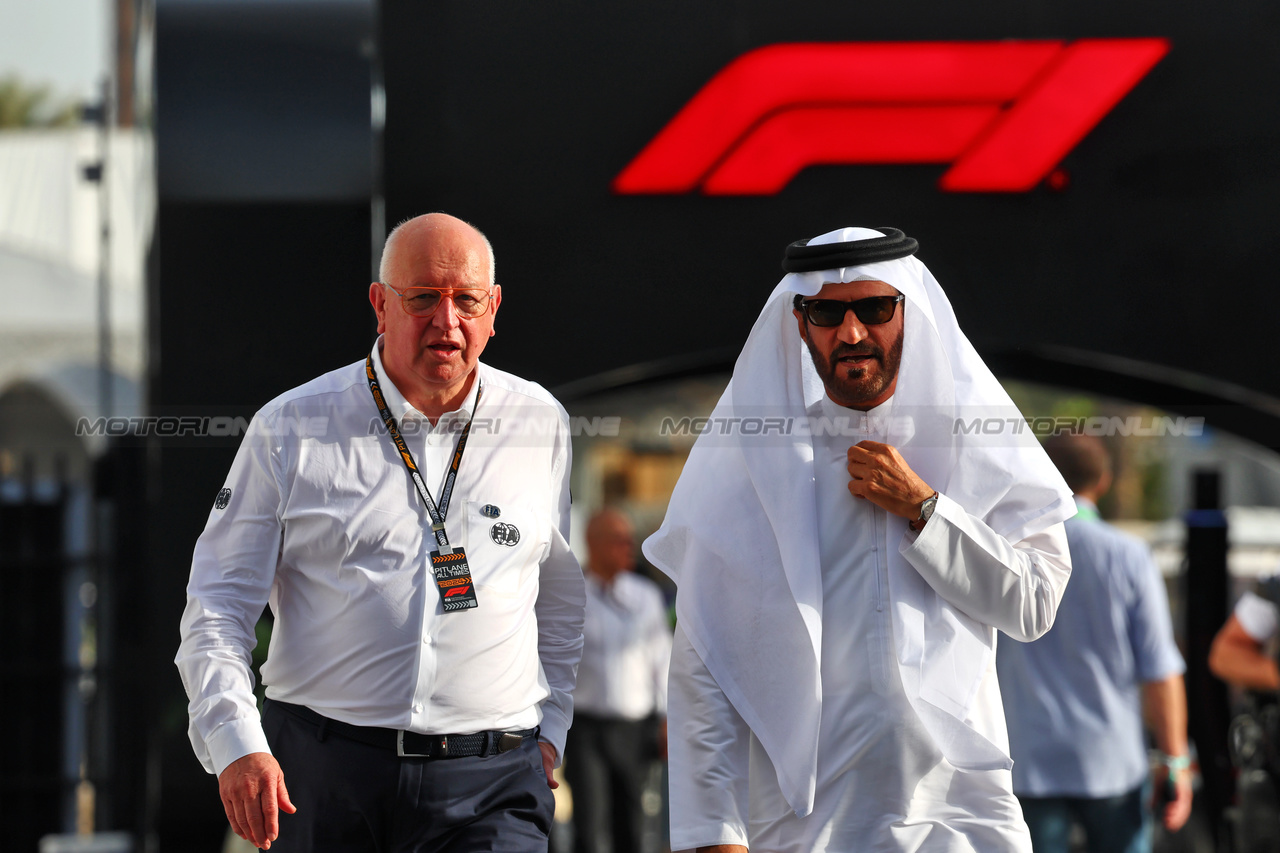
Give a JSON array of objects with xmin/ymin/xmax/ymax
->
[{"xmin": 0, "ymin": 460, "xmax": 74, "ymax": 846}]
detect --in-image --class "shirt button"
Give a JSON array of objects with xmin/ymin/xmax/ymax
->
[{"xmin": 413, "ymin": 704, "xmax": 423, "ymax": 713}]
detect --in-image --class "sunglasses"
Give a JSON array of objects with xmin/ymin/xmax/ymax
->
[{"xmin": 793, "ymin": 294, "xmax": 904, "ymax": 327}]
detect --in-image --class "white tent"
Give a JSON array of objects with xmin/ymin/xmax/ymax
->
[{"xmin": 0, "ymin": 127, "xmax": 153, "ymax": 466}]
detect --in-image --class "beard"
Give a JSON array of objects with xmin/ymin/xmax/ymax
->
[{"xmin": 803, "ymin": 326, "xmax": 904, "ymax": 410}]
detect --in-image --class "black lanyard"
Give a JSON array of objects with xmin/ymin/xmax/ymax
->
[{"xmin": 365, "ymin": 354, "xmax": 482, "ymax": 553}]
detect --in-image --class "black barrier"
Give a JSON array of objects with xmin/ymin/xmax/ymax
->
[
  {"xmin": 0, "ymin": 464, "xmax": 71, "ymax": 848},
  {"xmin": 1186, "ymin": 470, "xmax": 1233, "ymax": 852}
]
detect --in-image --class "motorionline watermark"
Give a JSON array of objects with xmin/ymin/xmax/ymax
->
[
  {"xmin": 660, "ymin": 415, "xmax": 916, "ymax": 437},
  {"xmin": 364, "ymin": 417, "xmax": 620, "ymax": 437},
  {"xmin": 953, "ymin": 415, "xmax": 1205, "ymax": 437},
  {"xmin": 657, "ymin": 414, "xmax": 1206, "ymax": 439},
  {"xmin": 75, "ymin": 415, "xmax": 622, "ymax": 439},
  {"xmin": 78, "ymin": 416, "xmax": 271, "ymax": 438}
]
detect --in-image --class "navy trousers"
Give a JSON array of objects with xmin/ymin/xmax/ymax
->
[
  {"xmin": 1018, "ymin": 784, "xmax": 1149, "ymax": 853},
  {"xmin": 263, "ymin": 700, "xmax": 555, "ymax": 852}
]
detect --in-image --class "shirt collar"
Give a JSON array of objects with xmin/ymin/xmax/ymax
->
[
  {"xmin": 1073, "ymin": 495, "xmax": 1100, "ymax": 520},
  {"xmin": 371, "ymin": 336, "xmax": 481, "ymax": 428},
  {"xmin": 810, "ymin": 392, "xmax": 901, "ymax": 441},
  {"xmin": 814, "ymin": 392, "xmax": 894, "ymax": 419}
]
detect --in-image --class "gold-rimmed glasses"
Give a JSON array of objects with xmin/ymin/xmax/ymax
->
[{"xmin": 382, "ymin": 283, "xmax": 493, "ymax": 319}]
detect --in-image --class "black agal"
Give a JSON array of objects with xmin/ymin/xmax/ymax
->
[{"xmin": 781, "ymin": 227, "xmax": 918, "ymax": 273}]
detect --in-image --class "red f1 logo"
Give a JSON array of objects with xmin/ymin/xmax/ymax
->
[{"xmin": 613, "ymin": 40, "xmax": 1169, "ymax": 194}]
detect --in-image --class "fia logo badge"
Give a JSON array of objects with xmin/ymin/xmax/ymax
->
[
  {"xmin": 490, "ymin": 522, "xmax": 520, "ymax": 547},
  {"xmin": 481, "ymin": 504, "xmax": 501, "ymax": 518},
  {"xmin": 215, "ymin": 488, "xmax": 232, "ymax": 510}
]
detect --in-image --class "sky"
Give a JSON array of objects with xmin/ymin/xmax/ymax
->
[{"xmin": 0, "ymin": 0, "xmax": 107, "ymax": 101}]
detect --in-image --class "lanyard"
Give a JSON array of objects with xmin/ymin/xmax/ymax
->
[{"xmin": 365, "ymin": 354, "xmax": 482, "ymax": 552}]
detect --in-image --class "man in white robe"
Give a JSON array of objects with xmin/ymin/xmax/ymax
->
[{"xmin": 642, "ymin": 227, "xmax": 1076, "ymax": 853}]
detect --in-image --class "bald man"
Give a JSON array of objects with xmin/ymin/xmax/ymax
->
[
  {"xmin": 566, "ymin": 509, "xmax": 672, "ymax": 853},
  {"xmin": 177, "ymin": 213, "xmax": 585, "ymax": 852}
]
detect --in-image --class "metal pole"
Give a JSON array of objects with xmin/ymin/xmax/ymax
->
[
  {"xmin": 97, "ymin": 75, "xmax": 113, "ymax": 422},
  {"xmin": 369, "ymin": 11, "xmax": 386, "ymax": 281}
]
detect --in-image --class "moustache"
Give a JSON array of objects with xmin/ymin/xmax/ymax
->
[{"xmin": 830, "ymin": 342, "xmax": 883, "ymax": 366}]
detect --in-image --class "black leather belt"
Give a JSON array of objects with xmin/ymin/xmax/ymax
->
[{"xmin": 269, "ymin": 700, "xmax": 538, "ymax": 759}]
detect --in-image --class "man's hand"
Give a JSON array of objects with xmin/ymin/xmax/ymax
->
[
  {"xmin": 1160, "ymin": 766, "xmax": 1194, "ymax": 832},
  {"xmin": 846, "ymin": 440, "xmax": 934, "ymax": 520},
  {"xmin": 218, "ymin": 752, "xmax": 295, "ymax": 850},
  {"xmin": 1142, "ymin": 675, "xmax": 1192, "ymax": 833},
  {"xmin": 539, "ymin": 741, "xmax": 559, "ymax": 789}
]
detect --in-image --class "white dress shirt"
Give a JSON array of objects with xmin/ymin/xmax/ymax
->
[
  {"xmin": 176, "ymin": 340, "xmax": 585, "ymax": 776},
  {"xmin": 574, "ymin": 570, "xmax": 671, "ymax": 720},
  {"xmin": 666, "ymin": 398, "xmax": 1070, "ymax": 852}
]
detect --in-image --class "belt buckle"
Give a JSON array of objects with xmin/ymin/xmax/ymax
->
[
  {"xmin": 396, "ymin": 730, "xmax": 444, "ymax": 758},
  {"xmin": 497, "ymin": 732, "xmax": 524, "ymax": 753}
]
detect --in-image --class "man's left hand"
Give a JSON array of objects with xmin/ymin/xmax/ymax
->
[
  {"xmin": 846, "ymin": 440, "xmax": 934, "ymax": 521},
  {"xmin": 538, "ymin": 741, "xmax": 559, "ymax": 789}
]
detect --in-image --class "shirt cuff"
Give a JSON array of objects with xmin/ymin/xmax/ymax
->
[
  {"xmin": 669, "ymin": 821, "xmax": 751, "ymax": 853},
  {"xmin": 207, "ymin": 716, "xmax": 273, "ymax": 777},
  {"xmin": 900, "ymin": 491, "xmax": 960, "ymax": 553},
  {"xmin": 537, "ymin": 705, "xmax": 570, "ymax": 768}
]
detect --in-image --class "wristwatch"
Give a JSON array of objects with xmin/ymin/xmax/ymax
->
[{"xmin": 911, "ymin": 492, "xmax": 938, "ymax": 532}]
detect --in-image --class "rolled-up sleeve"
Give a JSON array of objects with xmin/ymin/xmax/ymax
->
[
  {"xmin": 901, "ymin": 493, "xmax": 1072, "ymax": 641},
  {"xmin": 175, "ymin": 416, "xmax": 283, "ymax": 776},
  {"xmin": 1235, "ymin": 590, "xmax": 1280, "ymax": 644},
  {"xmin": 1127, "ymin": 537, "xmax": 1185, "ymax": 681}
]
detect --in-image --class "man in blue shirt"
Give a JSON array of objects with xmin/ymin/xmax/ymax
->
[{"xmin": 998, "ymin": 433, "xmax": 1192, "ymax": 853}]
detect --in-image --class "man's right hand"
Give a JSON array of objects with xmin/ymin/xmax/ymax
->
[{"xmin": 218, "ymin": 752, "xmax": 295, "ymax": 850}]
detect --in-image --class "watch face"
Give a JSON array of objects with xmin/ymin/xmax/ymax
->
[{"xmin": 921, "ymin": 496, "xmax": 937, "ymax": 521}]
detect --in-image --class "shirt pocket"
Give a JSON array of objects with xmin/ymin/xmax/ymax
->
[{"xmin": 460, "ymin": 499, "xmax": 547, "ymax": 594}]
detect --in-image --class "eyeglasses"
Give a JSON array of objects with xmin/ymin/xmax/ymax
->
[
  {"xmin": 382, "ymin": 283, "xmax": 493, "ymax": 319},
  {"xmin": 793, "ymin": 294, "xmax": 904, "ymax": 327}
]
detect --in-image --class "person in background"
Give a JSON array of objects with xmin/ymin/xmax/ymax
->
[
  {"xmin": 1209, "ymin": 572, "xmax": 1280, "ymax": 853},
  {"xmin": 1210, "ymin": 574, "xmax": 1280, "ymax": 691},
  {"xmin": 998, "ymin": 432, "xmax": 1192, "ymax": 853},
  {"xmin": 566, "ymin": 508, "xmax": 672, "ymax": 853}
]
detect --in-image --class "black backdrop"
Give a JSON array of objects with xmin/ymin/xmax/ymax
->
[{"xmin": 381, "ymin": 0, "xmax": 1280, "ymax": 430}]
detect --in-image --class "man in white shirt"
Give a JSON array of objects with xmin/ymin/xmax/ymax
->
[
  {"xmin": 1210, "ymin": 575, "xmax": 1280, "ymax": 691},
  {"xmin": 1210, "ymin": 575, "xmax": 1280, "ymax": 847},
  {"xmin": 566, "ymin": 508, "xmax": 672, "ymax": 853},
  {"xmin": 176, "ymin": 213, "xmax": 585, "ymax": 851},
  {"xmin": 643, "ymin": 227, "xmax": 1075, "ymax": 853}
]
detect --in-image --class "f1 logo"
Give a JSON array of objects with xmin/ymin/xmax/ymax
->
[{"xmin": 613, "ymin": 40, "xmax": 1169, "ymax": 194}]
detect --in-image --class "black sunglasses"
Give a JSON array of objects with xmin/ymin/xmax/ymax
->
[{"xmin": 793, "ymin": 294, "xmax": 904, "ymax": 327}]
